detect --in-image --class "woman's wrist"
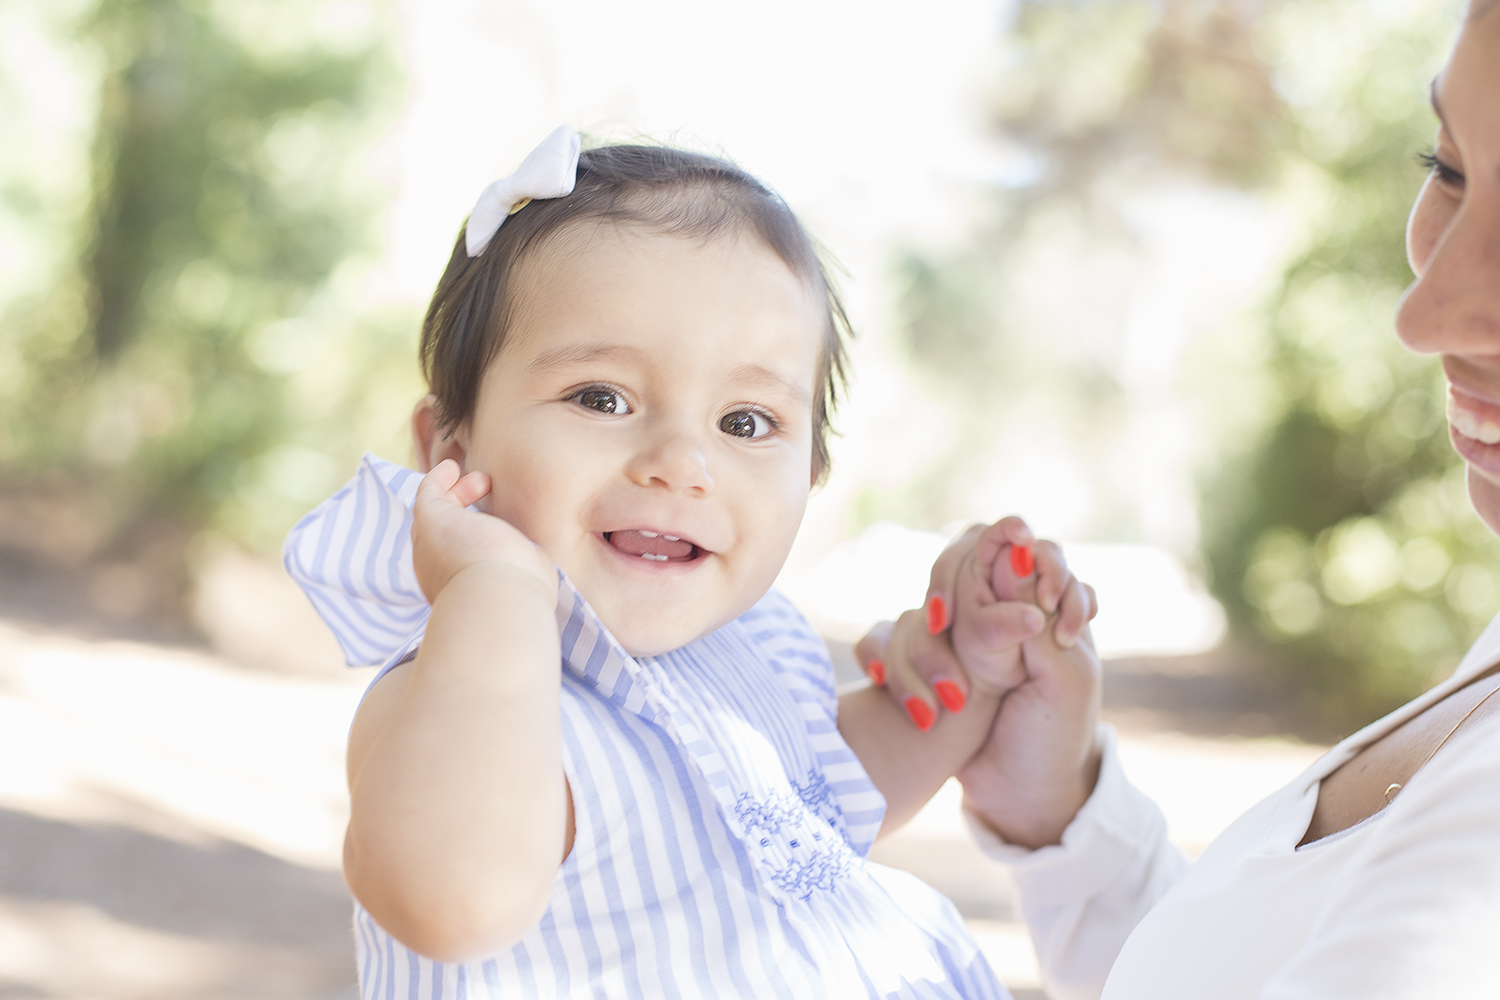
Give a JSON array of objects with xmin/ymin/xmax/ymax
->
[{"xmin": 962, "ymin": 733, "xmax": 1103, "ymax": 849}]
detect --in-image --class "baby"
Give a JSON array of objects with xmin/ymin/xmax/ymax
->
[{"xmin": 286, "ymin": 127, "xmax": 1096, "ymax": 998}]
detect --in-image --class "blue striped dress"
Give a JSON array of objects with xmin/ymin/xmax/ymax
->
[{"xmin": 285, "ymin": 454, "xmax": 1009, "ymax": 999}]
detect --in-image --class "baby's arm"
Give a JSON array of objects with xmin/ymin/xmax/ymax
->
[
  {"xmin": 343, "ymin": 460, "xmax": 565, "ymax": 962},
  {"xmin": 838, "ymin": 520, "xmax": 1092, "ymax": 836}
]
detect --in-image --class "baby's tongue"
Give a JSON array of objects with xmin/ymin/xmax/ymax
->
[{"xmin": 609, "ymin": 530, "xmax": 694, "ymax": 560}]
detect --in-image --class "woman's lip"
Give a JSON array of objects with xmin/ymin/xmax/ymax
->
[
  {"xmin": 1449, "ymin": 383, "xmax": 1500, "ymax": 418},
  {"xmin": 1448, "ymin": 394, "xmax": 1500, "ymax": 445},
  {"xmin": 1450, "ymin": 421, "xmax": 1500, "ymax": 481},
  {"xmin": 1444, "ymin": 385, "xmax": 1500, "ymax": 479}
]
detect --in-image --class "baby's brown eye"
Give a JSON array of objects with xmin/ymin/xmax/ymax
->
[
  {"xmin": 575, "ymin": 388, "xmax": 629, "ymax": 414},
  {"xmin": 719, "ymin": 410, "xmax": 771, "ymax": 439}
]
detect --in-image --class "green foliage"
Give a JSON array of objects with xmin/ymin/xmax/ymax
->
[
  {"xmin": 884, "ymin": 0, "xmax": 1287, "ymax": 535},
  {"xmin": 1199, "ymin": 0, "xmax": 1498, "ymax": 729},
  {"xmin": 990, "ymin": 0, "xmax": 1288, "ymax": 187},
  {"xmin": 894, "ymin": 0, "xmax": 1486, "ymax": 729},
  {"xmin": 0, "ymin": 0, "xmax": 415, "ymax": 612}
]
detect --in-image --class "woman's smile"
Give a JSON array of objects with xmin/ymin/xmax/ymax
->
[
  {"xmin": 1447, "ymin": 386, "xmax": 1500, "ymax": 445},
  {"xmin": 1396, "ymin": 6, "xmax": 1500, "ymax": 529}
]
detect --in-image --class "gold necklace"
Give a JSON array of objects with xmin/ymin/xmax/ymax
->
[{"xmin": 1384, "ymin": 681, "xmax": 1500, "ymax": 803}]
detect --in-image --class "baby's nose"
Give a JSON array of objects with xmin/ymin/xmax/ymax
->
[{"xmin": 625, "ymin": 424, "xmax": 715, "ymax": 496}]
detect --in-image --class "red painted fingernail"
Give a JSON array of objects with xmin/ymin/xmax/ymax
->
[
  {"xmin": 867, "ymin": 659, "xmax": 886, "ymax": 687},
  {"xmin": 1010, "ymin": 544, "xmax": 1035, "ymax": 577},
  {"xmin": 925, "ymin": 595, "xmax": 948, "ymax": 634},
  {"xmin": 905, "ymin": 697, "xmax": 936, "ymax": 731},
  {"xmin": 934, "ymin": 679, "xmax": 966, "ymax": 713}
]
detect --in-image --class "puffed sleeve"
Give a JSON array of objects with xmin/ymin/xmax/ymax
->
[
  {"xmin": 966, "ymin": 724, "xmax": 1188, "ymax": 1000},
  {"xmin": 1260, "ymin": 723, "xmax": 1500, "ymax": 999}
]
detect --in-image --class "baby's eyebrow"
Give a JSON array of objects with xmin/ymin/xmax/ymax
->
[
  {"xmin": 728, "ymin": 363, "xmax": 810, "ymax": 406},
  {"xmin": 526, "ymin": 343, "xmax": 644, "ymax": 372}
]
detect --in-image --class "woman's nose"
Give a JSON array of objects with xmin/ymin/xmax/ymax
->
[
  {"xmin": 625, "ymin": 420, "xmax": 715, "ymax": 496},
  {"xmin": 1397, "ymin": 195, "xmax": 1500, "ymax": 355}
]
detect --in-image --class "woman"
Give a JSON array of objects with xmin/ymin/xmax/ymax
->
[{"xmin": 877, "ymin": 5, "xmax": 1500, "ymax": 997}]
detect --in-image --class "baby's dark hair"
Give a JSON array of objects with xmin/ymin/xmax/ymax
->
[{"xmin": 419, "ymin": 142, "xmax": 853, "ymax": 484}]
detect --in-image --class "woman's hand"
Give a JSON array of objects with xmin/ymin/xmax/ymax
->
[
  {"xmin": 957, "ymin": 603, "xmax": 1103, "ymax": 850},
  {"xmin": 839, "ymin": 520, "xmax": 1051, "ymax": 831},
  {"xmin": 852, "ymin": 517, "xmax": 1103, "ymax": 847},
  {"xmin": 411, "ymin": 459, "xmax": 555, "ymax": 605}
]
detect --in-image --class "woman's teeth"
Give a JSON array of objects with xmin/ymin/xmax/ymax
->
[{"xmin": 1450, "ymin": 396, "xmax": 1500, "ymax": 444}]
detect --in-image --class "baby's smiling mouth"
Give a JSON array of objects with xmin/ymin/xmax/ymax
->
[{"xmin": 603, "ymin": 529, "xmax": 706, "ymax": 563}]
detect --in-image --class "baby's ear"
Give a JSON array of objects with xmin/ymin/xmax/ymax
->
[{"xmin": 410, "ymin": 395, "xmax": 467, "ymax": 473}]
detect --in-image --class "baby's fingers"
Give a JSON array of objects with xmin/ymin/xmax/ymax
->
[
  {"xmin": 950, "ymin": 599, "xmax": 1046, "ymax": 695},
  {"xmin": 1052, "ymin": 578, "xmax": 1099, "ymax": 649},
  {"xmin": 974, "ymin": 517, "xmax": 1038, "ymax": 578},
  {"xmin": 416, "ymin": 458, "xmax": 461, "ymax": 499},
  {"xmin": 957, "ymin": 599, "xmax": 1047, "ymax": 651},
  {"xmin": 416, "ymin": 459, "xmax": 491, "ymax": 510},
  {"xmin": 1028, "ymin": 540, "xmax": 1077, "ymax": 615},
  {"xmin": 449, "ymin": 469, "xmax": 492, "ymax": 509}
]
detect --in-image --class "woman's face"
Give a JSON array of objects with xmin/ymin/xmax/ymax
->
[{"xmin": 1396, "ymin": 5, "xmax": 1500, "ymax": 531}]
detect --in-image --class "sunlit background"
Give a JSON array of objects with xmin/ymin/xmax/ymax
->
[{"xmin": 0, "ymin": 0, "xmax": 1483, "ymax": 996}]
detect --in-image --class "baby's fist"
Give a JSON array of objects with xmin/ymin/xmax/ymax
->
[
  {"xmin": 948, "ymin": 518, "xmax": 1046, "ymax": 697},
  {"xmin": 411, "ymin": 460, "xmax": 555, "ymax": 605}
]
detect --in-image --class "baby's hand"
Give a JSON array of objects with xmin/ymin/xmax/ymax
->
[
  {"xmin": 972, "ymin": 523, "xmax": 1094, "ymax": 648},
  {"xmin": 411, "ymin": 459, "xmax": 555, "ymax": 604},
  {"xmin": 947, "ymin": 519, "xmax": 1094, "ymax": 695},
  {"xmin": 854, "ymin": 519, "xmax": 1042, "ymax": 731},
  {"xmin": 959, "ymin": 578, "xmax": 1103, "ymax": 848},
  {"xmin": 855, "ymin": 517, "xmax": 1096, "ymax": 731}
]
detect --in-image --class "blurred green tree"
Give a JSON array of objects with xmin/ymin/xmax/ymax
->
[
  {"xmin": 0, "ymin": 0, "xmax": 412, "ymax": 624},
  {"xmin": 1197, "ymin": 0, "xmax": 1499, "ymax": 729},
  {"xmin": 892, "ymin": 0, "xmax": 1485, "ymax": 730},
  {"xmin": 878, "ymin": 0, "xmax": 1289, "ymax": 532}
]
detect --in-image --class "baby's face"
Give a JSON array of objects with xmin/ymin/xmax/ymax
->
[{"xmin": 449, "ymin": 226, "xmax": 824, "ymax": 656}]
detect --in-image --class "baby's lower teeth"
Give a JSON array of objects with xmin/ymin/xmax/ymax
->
[{"xmin": 641, "ymin": 553, "xmax": 668, "ymax": 561}]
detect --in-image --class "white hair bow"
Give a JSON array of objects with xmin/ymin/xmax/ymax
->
[{"xmin": 465, "ymin": 125, "xmax": 582, "ymax": 257}]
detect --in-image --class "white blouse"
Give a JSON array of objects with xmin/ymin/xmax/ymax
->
[{"xmin": 973, "ymin": 612, "xmax": 1500, "ymax": 1000}]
